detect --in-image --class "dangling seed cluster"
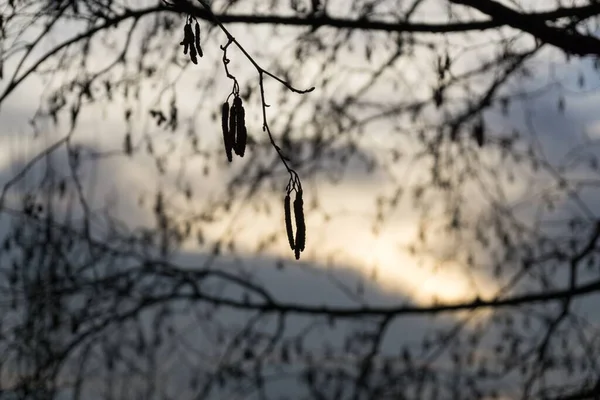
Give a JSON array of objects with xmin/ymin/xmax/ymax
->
[
  {"xmin": 0, "ymin": 15, "xmax": 4, "ymax": 80},
  {"xmin": 180, "ymin": 16, "xmax": 203, "ymax": 65},
  {"xmin": 221, "ymin": 94, "xmax": 247, "ymax": 162},
  {"xmin": 284, "ymin": 189, "xmax": 305, "ymax": 260},
  {"xmin": 221, "ymin": 101, "xmax": 232, "ymax": 161},
  {"xmin": 284, "ymin": 194, "xmax": 294, "ymax": 251},
  {"xmin": 170, "ymin": 5, "xmax": 311, "ymax": 260}
]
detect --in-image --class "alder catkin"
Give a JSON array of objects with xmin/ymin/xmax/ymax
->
[
  {"xmin": 0, "ymin": 15, "xmax": 3, "ymax": 79},
  {"xmin": 284, "ymin": 194, "xmax": 295, "ymax": 251},
  {"xmin": 182, "ymin": 23, "xmax": 194, "ymax": 55},
  {"xmin": 221, "ymin": 102, "xmax": 232, "ymax": 162},
  {"xmin": 234, "ymin": 96, "xmax": 247, "ymax": 157},
  {"xmin": 179, "ymin": 22, "xmax": 198, "ymax": 63},
  {"xmin": 189, "ymin": 40, "xmax": 198, "ymax": 64},
  {"xmin": 293, "ymin": 190, "xmax": 305, "ymax": 259},
  {"xmin": 238, "ymin": 125, "xmax": 247, "ymax": 157},
  {"xmin": 229, "ymin": 98, "xmax": 237, "ymax": 154},
  {"xmin": 194, "ymin": 21, "xmax": 203, "ymax": 58}
]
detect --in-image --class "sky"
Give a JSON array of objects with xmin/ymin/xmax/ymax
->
[
  {"xmin": 0, "ymin": 0, "xmax": 515, "ymax": 306},
  {"xmin": 2, "ymin": 0, "xmax": 600, "ymax": 398}
]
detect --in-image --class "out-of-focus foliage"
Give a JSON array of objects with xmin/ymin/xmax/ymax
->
[{"xmin": 2, "ymin": 0, "xmax": 600, "ymax": 399}]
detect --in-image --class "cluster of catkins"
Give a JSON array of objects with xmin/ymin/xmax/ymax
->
[
  {"xmin": 180, "ymin": 17, "xmax": 203, "ymax": 64},
  {"xmin": 284, "ymin": 189, "xmax": 305, "ymax": 260},
  {"xmin": 221, "ymin": 95, "xmax": 247, "ymax": 162}
]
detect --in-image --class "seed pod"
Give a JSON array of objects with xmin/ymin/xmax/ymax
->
[
  {"xmin": 234, "ymin": 96, "xmax": 246, "ymax": 157},
  {"xmin": 284, "ymin": 194, "xmax": 295, "ymax": 251},
  {"xmin": 194, "ymin": 21, "xmax": 203, "ymax": 58},
  {"xmin": 221, "ymin": 102, "xmax": 232, "ymax": 162},
  {"xmin": 293, "ymin": 190, "xmax": 305, "ymax": 259}
]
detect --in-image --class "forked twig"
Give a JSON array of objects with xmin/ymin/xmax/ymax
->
[{"xmin": 164, "ymin": 0, "xmax": 313, "ymax": 259}]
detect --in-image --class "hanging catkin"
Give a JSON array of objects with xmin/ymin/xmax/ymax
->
[
  {"xmin": 221, "ymin": 102, "xmax": 232, "ymax": 162},
  {"xmin": 0, "ymin": 15, "xmax": 4, "ymax": 80},
  {"xmin": 293, "ymin": 190, "xmax": 305, "ymax": 259},
  {"xmin": 229, "ymin": 98, "xmax": 237, "ymax": 152},
  {"xmin": 194, "ymin": 21, "xmax": 203, "ymax": 57},
  {"xmin": 284, "ymin": 194, "xmax": 295, "ymax": 251},
  {"xmin": 180, "ymin": 23, "xmax": 192, "ymax": 55},
  {"xmin": 183, "ymin": 22, "xmax": 197, "ymax": 64},
  {"xmin": 233, "ymin": 96, "xmax": 247, "ymax": 157}
]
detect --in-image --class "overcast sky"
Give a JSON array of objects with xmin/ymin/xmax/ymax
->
[{"xmin": 2, "ymin": 0, "xmax": 600, "ymax": 398}]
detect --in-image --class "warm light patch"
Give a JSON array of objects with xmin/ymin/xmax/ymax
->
[
  {"xmin": 335, "ymin": 227, "xmax": 499, "ymax": 307},
  {"xmin": 186, "ymin": 184, "xmax": 501, "ymax": 316}
]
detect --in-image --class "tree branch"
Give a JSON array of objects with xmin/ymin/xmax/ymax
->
[
  {"xmin": 174, "ymin": 1, "xmax": 600, "ymax": 35},
  {"xmin": 142, "ymin": 273, "xmax": 600, "ymax": 319},
  {"xmin": 450, "ymin": 0, "xmax": 600, "ymax": 56}
]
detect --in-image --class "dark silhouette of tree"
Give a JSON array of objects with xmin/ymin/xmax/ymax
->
[{"xmin": 1, "ymin": 0, "xmax": 600, "ymax": 399}]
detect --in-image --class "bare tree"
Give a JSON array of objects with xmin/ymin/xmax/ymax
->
[{"xmin": 2, "ymin": 0, "xmax": 600, "ymax": 399}]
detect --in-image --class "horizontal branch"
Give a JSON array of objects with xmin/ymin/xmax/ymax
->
[
  {"xmin": 176, "ymin": 2, "xmax": 600, "ymax": 35},
  {"xmin": 147, "ymin": 274, "xmax": 600, "ymax": 319}
]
